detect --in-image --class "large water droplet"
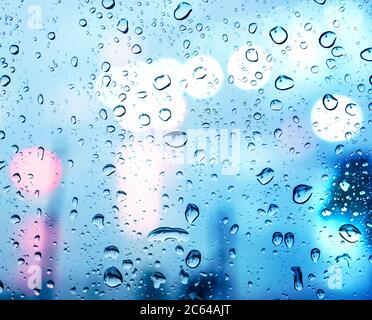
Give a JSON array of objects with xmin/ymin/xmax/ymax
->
[
  {"xmin": 153, "ymin": 74, "xmax": 171, "ymax": 90},
  {"xmin": 147, "ymin": 227, "xmax": 189, "ymax": 242},
  {"xmin": 272, "ymin": 232, "xmax": 283, "ymax": 246},
  {"xmin": 245, "ymin": 48, "xmax": 259, "ymax": 62},
  {"xmin": 113, "ymin": 105, "xmax": 126, "ymax": 117},
  {"xmin": 293, "ymin": 184, "xmax": 313, "ymax": 204},
  {"xmin": 322, "ymin": 94, "xmax": 338, "ymax": 110},
  {"xmin": 159, "ymin": 108, "xmax": 172, "ymax": 121},
  {"xmin": 102, "ymin": 0, "xmax": 115, "ymax": 10},
  {"xmin": 104, "ymin": 246, "xmax": 120, "ymax": 259},
  {"xmin": 117, "ymin": 18, "xmax": 129, "ymax": 34},
  {"xmin": 151, "ymin": 272, "xmax": 166, "ymax": 289},
  {"xmin": 102, "ymin": 164, "xmax": 116, "ymax": 176},
  {"xmin": 360, "ymin": 48, "xmax": 372, "ymax": 62},
  {"xmin": 174, "ymin": 2, "xmax": 192, "ymax": 21},
  {"xmin": 256, "ymin": 167, "xmax": 274, "ymax": 185},
  {"xmin": 319, "ymin": 31, "xmax": 336, "ymax": 48},
  {"xmin": 345, "ymin": 103, "xmax": 358, "ymax": 116},
  {"xmin": 0, "ymin": 75, "xmax": 11, "ymax": 87},
  {"xmin": 92, "ymin": 214, "xmax": 105, "ymax": 229},
  {"xmin": 311, "ymin": 248, "xmax": 320, "ymax": 262},
  {"xmin": 9, "ymin": 45, "xmax": 19, "ymax": 55},
  {"xmin": 185, "ymin": 250, "xmax": 201, "ymax": 268},
  {"xmin": 339, "ymin": 224, "xmax": 361, "ymax": 243},
  {"xmin": 104, "ymin": 267, "xmax": 122, "ymax": 288},
  {"xmin": 284, "ymin": 232, "xmax": 295, "ymax": 248},
  {"xmin": 163, "ymin": 131, "xmax": 187, "ymax": 148},
  {"xmin": 274, "ymin": 75, "xmax": 294, "ymax": 90},
  {"xmin": 291, "ymin": 266, "xmax": 303, "ymax": 291},
  {"xmin": 269, "ymin": 26, "xmax": 288, "ymax": 45},
  {"xmin": 185, "ymin": 203, "xmax": 199, "ymax": 224}
]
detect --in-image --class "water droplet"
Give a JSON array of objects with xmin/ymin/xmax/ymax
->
[
  {"xmin": 245, "ymin": 48, "xmax": 259, "ymax": 62},
  {"xmin": 104, "ymin": 246, "xmax": 120, "ymax": 259},
  {"xmin": 159, "ymin": 108, "xmax": 172, "ymax": 121},
  {"xmin": 48, "ymin": 32, "xmax": 56, "ymax": 40},
  {"xmin": 153, "ymin": 74, "xmax": 171, "ymax": 90},
  {"xmin": 256, "ymin": 167, "xmax": 274, "ymax": 185},
  {"xmin": 230, "ymin": 224, "xmax": 239, "ymax": 235},
  {"xmin": 311, "ymin": 248, "xmax": 320, "ymax": 262},
  {"xmin": 150, "ymin": 272, "xmax": 166, "ymax": 289},
  {"xmin": 291, "ymin": 266, "xmax": 303, "ymax": 291},
  {"xmin": 293, "ymin": 184, "xmax": 313, "ymax": 204},
  {"xmin": 138, "ymin": 113, "xmax": 150, "ymax": 126},
  {"xmin": 113, "ymin": 105, "xmax": 126, "ymax": 117},
  {"xmin": 314, "ymin": 0, "xmax": 326, "ymax": 4},
  {"xmin": 274, "ymin": 75, "xmax": 294, "ymax": 90},
  {"xmin": 37, "ymin": 94, "xmax": 44, "ymax": 105},
  {"xmin": 122, "ymin": 259, "xmax": 133, "ymax": 270},
  {"xmin": 185, "ymin": 250, "xmax": 201, "ymax": 268},
  {"xmin": 102, "ymin": 164, "xmax": 116, "ymax": 176},
  {"xmin": 92, "ymin": 214, "xmax": 105, "ymax": 229},
  {"xmin": 284, "ymin": 232, "xmax": 295, "ymax": 248},
  {"xmin": 339, "ymin": 179, "xmax": 350, "ymax": 192},
  {"xmin": 272, "ymin": 232, "xmax": 283, "ymax": 246},
  {"xmin": 360, "ymin": 48, "xmax": 372, "ymax": 61},
  {"xmin": 270, "ymin": 99, "xmax": 283, "ymax": 111},
  {"xmin": 9, "ymin": 45, "xmax": 19, "ymax": 55},
  {"xmin": 70, "ymin": 56, "xmax": 78, "ymax": 67},
  {"xmin": 104, "ymin": 267, "xmax": 122, "ymax": 288},
  {"xmin": 174, "ymin": 2, "xmax": 192, "ymax": 21},
  {"xmin": 319, "ymin": 31, "xmax": 336, "ymax": 48},
  {"xmin": 0, "ymin": 75, "xmax": 11, "ymax": 87},
  {"xmin": 147, "ymin": 227, "xmax": 189, "ymax": 242},
  {"xmin": 131, "ymin": 44, "xmax": 142, "ymax": 54},
  {"xmin": 163, "ymin": 131, "xmax": 187, "ymax": 148},
  {"xmin": 274, "ymin": 128, "xmax": 282, "ymax": 140},
  {"xmin": 345, "ymin": 103, "xmax": 357, "ymax": 116},
  {"xmin": 102, "ymin": 0, "xmax": 115, "ymax": 10},
  {"xmin": 185, "ymin": 203, "xmax": 199, "ymax": 224},
  {"xmin": 269, "ymin": 26, "xmax": 288, "ymax": 45},
  {"xmin": 322, "ymin": 94, "xmax": 338, "ymax": 110},
  {"xmin": 248, "ymin": 23, "xmax": 258, "ymax": 34},
  {"xmin": 117, "ymin": 18, "xmax": 128, "ymax": 34},
  {"xmin": 339, "ymin": 224, "xmax": 361, "ymax": 243}
]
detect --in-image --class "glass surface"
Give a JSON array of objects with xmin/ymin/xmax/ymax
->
[{"xmin": 0, "ymin": 0, "xmax": 371, "ymax": 300}]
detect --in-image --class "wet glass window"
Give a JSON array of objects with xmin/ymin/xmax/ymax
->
[{"xmin": 0, "ymin": 0, "xmax": 371, "ymax": 300}]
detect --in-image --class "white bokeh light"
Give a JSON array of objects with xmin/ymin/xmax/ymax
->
[
  {"xmin": 311, "ymin": 95, "xmax": 363, "ymax": 142},
  {"xmin": 227, "ymin": 45, "xmax": 272, "ymax": 90},
  {"xmin": 182, "ymin": 55, "xmax": 224, "ymax": 99}
]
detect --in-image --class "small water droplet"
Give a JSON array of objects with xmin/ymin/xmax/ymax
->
[
  {"xmin": 0, "ymin": 75, "xmax": 11, "ymax": 87},
  {"xmin": 92, "ymin": 214, "xmax": 105, "ymax": 229},
  {"xmin": 150, "ymin": 272, "xmax": 166, "ymax": 289},
  {"xmin": 102, "ymin": 0, "xmax": 115, "ymax": 10},
  {"xmin": 9, "ymin": 45, "xmax": 19, "ymax": 55}
]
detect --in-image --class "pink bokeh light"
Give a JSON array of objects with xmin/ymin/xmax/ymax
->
[{"xmin": 9, "ymin": 147, "xmax": 63, "ymax": 197}]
